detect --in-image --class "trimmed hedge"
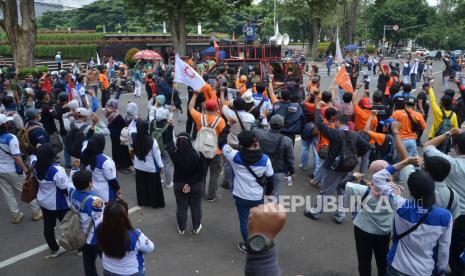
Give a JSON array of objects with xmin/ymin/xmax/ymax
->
[
  {"xmin": 18, "ymin": 66, "xmax": 49, "ymax": 79},
  {"xmin": 0, "ymin": 33, "xmax": 104, "ymax": 41},
  {"xmin": 0, "ymin": 45, "xmax": 97, "ymax": 60}
]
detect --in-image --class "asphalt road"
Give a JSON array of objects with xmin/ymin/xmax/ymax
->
[{"xmin": 0, "ymin": 58, "xmax": 449, "ymax": 276}]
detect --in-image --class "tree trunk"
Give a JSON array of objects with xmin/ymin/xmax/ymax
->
[
  {"xmin": 308, "ymin": 20, "xmax": 321, "ymax": 58},
  {"xmin": 166, "ymin": 0, "xmax": 187, "ymax": 55},
  {"xmin": 342, "ymin": 0, "xmax": 360, "ymax": 44},
  {"xmin": 0, "ymin": 0, "xmax": 36, "ymax": 69}
]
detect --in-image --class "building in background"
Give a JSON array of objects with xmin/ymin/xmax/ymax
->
[{"xmin": 34, "ymin": 0, "xmax": 97, "ymax": 16}]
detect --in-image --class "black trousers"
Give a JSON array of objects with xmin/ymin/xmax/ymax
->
[
  {"xmin": 354, "ymin": 225, "xmax": 390, "ymax": 276},
  {"xmin": 82, "ymin": 244, "xmax": 100, "ymax": 276},
  {"xmin": 101, "ymin": 89, "xmax": 110, "ymax": 109},
  {"xmin": 450, "ymin": 215, "xmax": 465, "ymax": 276},
  {"xmin": 174, "ymin": 182, "xmax": 202, "ymax": 231},
  {"xmin": 42, "ymin": 207, "xmax": 69, "ymax": 251}
]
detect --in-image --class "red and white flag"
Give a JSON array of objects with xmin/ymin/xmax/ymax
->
[{"xmin": 174, "ymin": 54, "xmax": 205, "ymax": 90}]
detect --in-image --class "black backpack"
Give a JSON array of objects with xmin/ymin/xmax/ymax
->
[
  {"xmin": 331, "ymin": 130, "xmax": 358, "ymax": 172},
  {"xmin": 64, "ymin": 123, "xmax": 90, "ymax": 158},
  {"xmin": 371, "ymin": 134, "xmax": 395, "ymax": 163}
]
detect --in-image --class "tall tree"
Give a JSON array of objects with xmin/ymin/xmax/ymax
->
[
  {"xmin": 126, "ymin": 0, "xmax": 251, "ymax": 55},
  {"xmin": 282, "ymin": 0, "xmax": 337, "ymax": 57},
  {"xmin": 342, "ymin": 0, "xmax": 360, "ymax": 44},
  {"xmin": 0, "ymin": 0, "xmax": 37, "ymax": 68}
]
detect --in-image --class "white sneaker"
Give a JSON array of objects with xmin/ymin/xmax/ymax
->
[
  {"xmin": 193, "ymin": 224, "xmax": 202, "ymax": 235},
  {"xmin": 177, "ymin": 226, "xmax": 185, "ymax": 235},
  {"xmin": 165, "ymin": 182, "xmax": 173, "ymax": 188},
  {"xmin": 45, "ymin": 247, "xmax": 66, "ymax": 258},
  {"xmin": 11, "ymin": 211, "xmax": 24, "ymax": 224}
]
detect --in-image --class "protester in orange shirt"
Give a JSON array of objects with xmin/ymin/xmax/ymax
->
[
  {"xmin": 391, "ymin": 96, "xmax": 426, "ymax": 157},
  {"xmin": 354, "ymin": 97, "xmax": 378, "ymax": 132},
  {"xmin": 188, "ymin": 91, "xmax": 225, "ymax": 201},
  {"xmin": 98, "ymin": 66, "xmax": 110, "ymax": 109},
  {"xmin": 200, "ymin": 81, "xmax": 218, "ymax": 102},
  {"xmin": 235, "ymin": 68, "xmax": 247, "ymax": 95},
  {"xmin": 310, "ymin": 106, "xmax": 337, "ymax": 187}
]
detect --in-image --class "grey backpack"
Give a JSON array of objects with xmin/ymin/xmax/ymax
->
[{"xmin": 55, "ymin": 191, "xmax": 93, "ymax": 250}]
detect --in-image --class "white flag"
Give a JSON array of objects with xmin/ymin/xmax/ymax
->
[
  {"xmin": 335, "ymin": 28, "xmax": 344, "ymax": 64},
  {"xmin": 174, "ymin": 54, "xmax": 205, "ymax": 90},
  {"xmin": 96, "ymin": 52, "xmax": 101, "ymax": 65}
]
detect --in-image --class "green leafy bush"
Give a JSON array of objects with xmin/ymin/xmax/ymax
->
[
  {"xmin": 18, "ymin": 66, "xmax": 49, "ymax": 79},
  {"xmin": 0, "ymin": 45, "xmax": 97, "ymax": 60},
  {"xmin": 366, "ymin": 44, "xmax": 376, "ymax": 54},
  {"xmin": 125, "ymin": 48, "xmax": 139, "ymax": 68}
]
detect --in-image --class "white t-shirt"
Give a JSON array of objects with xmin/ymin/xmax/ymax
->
[
  {"xmin": 222, "ymin": 144, "xmax": 274, "ymax": 201},
  {"xmin": 222, "ymin": 105, "xmax": 255, "ymax": 146},
  {"xmin": 0, "ymin": 133, "xmax": 21, "ymax": 173},
  {"xmin": 133, "ymin": 140, "xmax": 164, "ymax": 173}
]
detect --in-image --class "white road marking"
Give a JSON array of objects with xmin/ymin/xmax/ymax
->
[{"xmin": 0, "ymin": 205, "xmax": 142, "ymax": 269}]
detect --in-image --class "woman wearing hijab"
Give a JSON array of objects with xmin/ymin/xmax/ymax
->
[
  {"xmin": 35, "ymin": 144, "xmax": 70, "ymax": 258},
  {"xmin": 167, "ymin": 132, "xmax": 206, "ymax": 235},
  {"xmin": 131, "ymin": 120, "xmax": 165, "ymax": 208},
  {"xmin": 106, "ymin": 99, "xmax": 132, "ymax": 173},
  {"xmin": 81, "ymin": 134, "xmax": 121, "ymax": 203}
]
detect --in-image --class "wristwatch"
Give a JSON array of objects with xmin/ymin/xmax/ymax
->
[
  {"xmin": 246, "ymin": 234, "xmax": 274, "ymax": 254},
  {"xmin": 445, "ymin": 131, "xmax": 451, "ymax": 138}
]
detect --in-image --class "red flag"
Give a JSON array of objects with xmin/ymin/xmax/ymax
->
[
  {"xmin": 213, "ymin": 39, "xmax": 220, "ymax": 61},
  {"xmin": 335, "ymin": 66, "xmax": 354, "ymax": 93}
]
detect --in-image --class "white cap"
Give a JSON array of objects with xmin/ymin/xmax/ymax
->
[
  {"xmin": 75, "ymin": 107, "xmax": 91, "ymax": 117},
  {"xmin": 69, "ymin": 100, "xmax": 79, "ymax": 111},
  {"xmin": 155, "ymin": 108, "xmax": 169, "ymax": 121},
  {"xmin": 25, "ymin": 88, "xmax": 34, "ymax": 95},
  {"xmin": 0, "ymin": 114, "xmax": 14, "ymax": 125},
  {"xmin": 243, "ymin": 91, "xmax": 254, "ymax": 104}
]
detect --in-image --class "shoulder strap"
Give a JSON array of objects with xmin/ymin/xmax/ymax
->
[
  {"xmin": 201, "ymin": 114, "xmax": 207, "ymax": 128},
  {"xmin": 393, "ymin": 208, "xmax": 433, "ymax": 241},
  {"xmin": 447, "ymin": 186, "xmax": 454, "ymax": 211},
  {"xmin": 361, "ymin": 187, "xmax": 371, "ymax": 203},
  {"xmin": 79, "ymin": 123, "xmax": 90, "ymax": 131},
  {"xmin": 79, "ymin": 194, "xmax": 93, "ymax": 210},
  {"xmin": 211, "ymin": 116, "xmax": 221, "ymax": 129},
  {"xmin": 404, "ymin": 109, "xmax": 417, "ymax": 125},
  {"xmin": 243, "ymin": 160, "xmax": 265, "ymax": 187},
  {"xmin": 234, "ymin": 110, "xmax": 246, "ymax": 131},
  {"xmin": 440, "ymin": 107, "xmax": 447, "ymax": 120}
]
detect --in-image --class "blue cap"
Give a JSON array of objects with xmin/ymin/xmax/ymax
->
[{"xmin": 379, "ymin": 118, "xmax": 396, "ymax": 126}]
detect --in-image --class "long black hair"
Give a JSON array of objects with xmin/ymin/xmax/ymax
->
[
  {"xmin": 131, "ymin": 120, "xmax": 153, "ymax": 161},
  {"xmin": 35, "ymin": 144, "xmax": 56, "ymax": 180},
  {"xmin": 96, "ymin": 200, "xmax": 134, "ymax": 259},
  {"xmin": 81, "ymin": 134, "xmax": 105, "ymax": 170}
]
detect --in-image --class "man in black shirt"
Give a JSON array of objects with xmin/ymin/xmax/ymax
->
[
  {"xmin": 416, "ymin": 83, "xmax": 430, "ymax": 146},
  {"xmin": 372, "ymin": 91, "xmax": 392, "ymax": 133}
]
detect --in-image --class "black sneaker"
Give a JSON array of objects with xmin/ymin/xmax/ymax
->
[
  {"xmin": 304, "ymin": 209, "xmax": 321, "ymax": 220},
  {"xmin": 237, "ymin": 241, "xmax": 247, "ymax": 254}
]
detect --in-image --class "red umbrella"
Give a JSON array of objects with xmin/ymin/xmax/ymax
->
[{"xmin": 133, "ymin": 50, "xmax": 163, "ymax": 60}]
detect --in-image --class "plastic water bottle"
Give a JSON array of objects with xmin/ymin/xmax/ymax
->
[{"xmin": 287, "ymin": 176, "xmax": 293, "ymax": 186}]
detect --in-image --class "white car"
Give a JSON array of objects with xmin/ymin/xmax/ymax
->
[{"xmin": 415, "ymin": 48, "xmax": 429, "ymax": 56}]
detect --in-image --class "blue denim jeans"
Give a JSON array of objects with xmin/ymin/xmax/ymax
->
[
  {"xmin": 403, "ymin": 139, "xmax": 418, "ymax": 157},
  {"xmin": 103, "ymin": 269, "xmax": 145, "ymax": 276},
  {"xmin": 310, "ymin": 137, "xmax": 319, "ymax": 175},
  {"xmin": 60, "ymin": 134, "xmax": 71, "ymax": 167},
  {"xmin": 300, "ymin": 139, "xmax": 311, "ymax": 168},
  {"xmin": 234, "ymin": 195, "xmax": 263, "ymax": 241}
]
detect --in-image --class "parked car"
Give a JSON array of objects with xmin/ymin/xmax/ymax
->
[
  {"xmin": 396, "ymin": 49, "xmax": 410, "ymax": 59},
  {"xmin": 415, "ymin": 48, "xmax": 429, "ymax": 56},
  {"xmin": 452, "ymin": 50, "xmax": 463, "ymax": 58}
]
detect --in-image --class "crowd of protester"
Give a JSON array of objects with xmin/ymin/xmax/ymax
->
[{"xmin": 2, "ymin": 45, "xmax": 465, "ymax": 276}]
